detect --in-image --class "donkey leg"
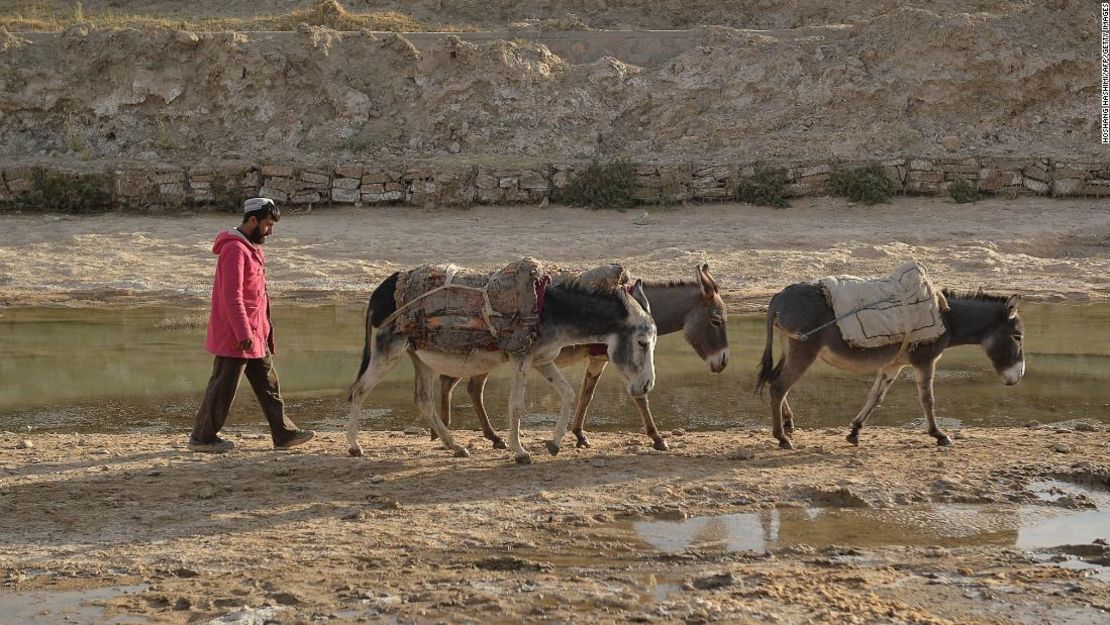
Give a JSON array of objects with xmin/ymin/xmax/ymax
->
[
  {"xmin": 770, "ymin": 338, "xmax": 820, "ymax": 450},
  {"xmin": 632, "ymin": 396, "xmax": 668, "ymax": 451},
  {"xmin": 571, "ymin": 357, "xmax": 608, "ymax": 448},
  {"xmin": 346, "ymin": 336, "xmax": 407, "ymax": 457},
  {"xmin": 913, "ymin": 360, "xmax": 951, "ymax": 446},
  {"xmin": 535, "ymin": 362, "xmax": 577, "ymax": 456},
  {"xmin": 781, "ymin": 398, "xmax": 796, "ymax": 435},
  {"xmin": 846, "ymin": 365, "xmax": 902, "ymax": 446},
  {"xmin": 433, "ymin": 375, "xmax": 460, "ymax": 441},
  {"xmin": 466, "ymin": 374, "xmax": 506, "ymax": 449},
  {"xmin": 413, "ymin": 357, "xmax": 468, "ymax": 458},
  {"xmin": 507, "ymin": 357, "xmax": 532, "ymax": 465}
]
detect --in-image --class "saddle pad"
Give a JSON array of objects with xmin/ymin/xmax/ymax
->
[{"xmin": 818, "ymin": 260, "xmax": 947, "ymax": 349}]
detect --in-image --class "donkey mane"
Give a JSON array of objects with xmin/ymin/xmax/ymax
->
[
  {"xmin": 941, "ymin": 289, "xmax": 1010, "ymax": 304},
  {"xmin": 642, "ymin": 279, "xmax": 698, "ymax": 289},
  {"xmin": 544, "ymin": 282, "xmax": 631, "ymax": 333}
]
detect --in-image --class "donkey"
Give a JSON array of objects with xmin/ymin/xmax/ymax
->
[
  {"xmin": 434, "ymin": 264, "xmax": 728, "ymax": 451},
  {"xmin": 755, "ymin": 286, "xmax": 1025, "ymax": 449},
  {"xmin": 347, "ymin": 271, "xmax": 658, "ymax": 464}
]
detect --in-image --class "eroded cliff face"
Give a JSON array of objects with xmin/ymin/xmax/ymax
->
[{"xmin": 0, "ymin": 1, "xmax": 1098, "ymax": 168}]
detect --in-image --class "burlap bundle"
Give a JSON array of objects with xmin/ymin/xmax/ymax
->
[
  {"xmin": 393, "ymin": 257, "xmax": 546, "ymax": 355},
  {"xmin": 818, "ymin": 260, "xmax": 948, "ymax": 349}
]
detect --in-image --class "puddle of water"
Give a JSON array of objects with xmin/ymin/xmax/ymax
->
[
  {"xmin": 626, "ymin": 480, "xmax": 1110, "ymax": 580},
  {"xmin": 0, "ymin": 584, "xmax": 149, "ymax": 625},
  {"xmin": 1, "ymin": 303, "xmax": 1108, "ymax": 433}
]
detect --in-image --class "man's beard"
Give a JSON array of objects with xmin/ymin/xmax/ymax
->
[{"xmin": 247, "ymin": 229, "xmax": 266, "ymax": 245}]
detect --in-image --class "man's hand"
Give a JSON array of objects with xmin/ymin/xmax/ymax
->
[{"xmin": 237, "ymin": 338, "xmax": 253, "ymax": 351}]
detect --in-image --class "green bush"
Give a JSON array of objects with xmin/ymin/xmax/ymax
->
[
  {"xmin": 1, "ymin": 168, "xmax": 111, "ymax": 213},
  {"xmin": 948, "ymin": 179, "xmax": 980, "ymax": 204},
  {"xmin": 557, "ymin": 160, "xmax": 638, "ymax": 210},
  {"xmin": 830, "ymin": 164, "xmax": 896, "ymax": 205},
  {"xmin": 736, "ymin": 167, "xmax": 790, "ymax": 208},
  {"xmin": 211, "ymin": 176, "xmax": 246, "ymax": 214}
]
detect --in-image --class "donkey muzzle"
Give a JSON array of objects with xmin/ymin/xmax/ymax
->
[
  {"xmin": 707, "ymin": 348, "xmax": 729, "ymax": 373},
  {"xmin": 1001, "ymin": 361, "xmax": 1024, "ymax": 386}
]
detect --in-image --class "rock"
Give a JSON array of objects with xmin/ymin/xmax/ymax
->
[
  {"xmin": 403, "ymin": 426, "xmax": 426, "ymax": 436},
  {"xmin": 1053, "ymin": 443, "xmax": 1072, "ymax": 454},
  {"xmin": 268, "ymin": 591, "xmax": 301, "ymax": 606},
  {"xmin": 208, "ymin": 606, "xmax": 289, "ymax": 624},
  {"xmin": 1074, "ymin": 422, "xmax": 1097, "ymax": 432},
  {"xmin": 17, "ymin": 439, "xmax": 32, "ymax": 449},
  {"xmin": 1024, "ymin": 420, "xmax": 1040, "ymax": 428},
  {"xmin": 671, "ymin": 429, "xmax": 686, "ymax": 437},
  {"xmin": 728, "ymin": 448, "xmax": 756, "ymax": 461},
  {"xmin": 692, "ymin": 572, "xmax": 736, "ymax": 590},
  {"xmin": 370, "ymin": 474, "xmax": 385, "ymax": 484},
  {"xmin": 174, "ymin": 568, "xmax": 199, "ymax": 578},
  {"xmin": 941, "ymin": 135, "xmax": 961, "ymax": 151}
]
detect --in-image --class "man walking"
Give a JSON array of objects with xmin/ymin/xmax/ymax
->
[{"xmin": 189, "ymin": 197, "xmax": 314, "ymax": 453}]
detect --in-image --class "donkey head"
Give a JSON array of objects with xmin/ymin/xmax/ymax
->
[
  {"xmin": 606, "ymin": 280, "xmax": 657, "ymax": 398},
  {"xmin": 682, "ymin": 263, "xmax": 729, "ymax": 373},
  {"xmin": 982, "ymin": 294, "xmax": 1025, "ymax": 385}
]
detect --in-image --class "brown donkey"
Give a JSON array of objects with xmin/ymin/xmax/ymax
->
[
  {"xmin": 435, "ymin": 264, "xmax": 728, "ymax": 451},
  {"xmin": 755, "ymin": 286, "xmax": 1025, "ymax": 449}
]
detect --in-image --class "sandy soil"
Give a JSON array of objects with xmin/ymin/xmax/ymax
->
[
  {"xmin": 0, "ymin": 428, "xmax": 1107, "ymax": 624},
  {"xmin": 0, "ymin": 196, "xmax": 1108, "ymax": 310},
  {"xmin": 1, "ymin": 200, "xmax": 1108, "ymax": 623}
]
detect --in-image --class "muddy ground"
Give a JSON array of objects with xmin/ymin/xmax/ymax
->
[
  {"xmin": 0, "ymin": 428, "xmax": 1107, "ymax": 624},
  {"xmin": 1, "ymin": 197, "xmax": 1108, "ymax": 623}
]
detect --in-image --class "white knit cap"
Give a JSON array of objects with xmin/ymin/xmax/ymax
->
[{"xmin": 243, "ymin": 197, "xmax": 276, "ymax": 214}]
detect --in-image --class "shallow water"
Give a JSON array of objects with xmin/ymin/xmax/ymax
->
[
  {"xmin": 0, "ymin": 584, "xmax": 149, "ymax": 625},
  {"xmin": 626, "ymin": 480, "xmax": 1110, "ymax": 581},
  {"xmin": 0, "ymin": 303, "xmax": 1107, "ymax": 434}
]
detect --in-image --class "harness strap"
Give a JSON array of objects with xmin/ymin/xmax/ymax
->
[{"xmin": 796, "ymin": 294, "xmax": 896, "ymax": 342}]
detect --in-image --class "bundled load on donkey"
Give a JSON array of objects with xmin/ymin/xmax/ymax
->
[
  {"xmin": 390, "ymin": 257, "xmax": 548, "ymax": 355},
  {"xmin": 816, "ymin": 260, "xmax": 948, "ymax": 349}
]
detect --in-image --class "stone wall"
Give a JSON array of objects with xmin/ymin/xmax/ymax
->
[{"xmin": 3, "ymin": 157, "xmax": 1109, "ymax": 212}]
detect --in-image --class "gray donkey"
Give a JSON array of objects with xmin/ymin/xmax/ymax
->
[
  {"xmin": 756, "ymin": 285, "xmax": 1025, "ymax": 449},
  {"xmin": 435, "ymin": 264, "xmax": 729, "ymax": 451},
  {"xmin": 348, "ymin": 272, "xmax": 657, "ymax": 464}
]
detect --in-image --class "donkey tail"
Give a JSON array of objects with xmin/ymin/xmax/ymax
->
[
  {"xmin": 349, "ymin": 271, "xmax": 400, "ymax": 401},
  {"xmin": 754, "ymin": 300, "xmax": 782, "ymax": 397}
]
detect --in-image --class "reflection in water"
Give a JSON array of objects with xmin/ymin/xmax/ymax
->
[
  {"xmin": 0, "ymin": 584, "xmax": 149, "ymax": 625},
  {"xmin": 0, "ymin": 304, "xmax": 1108, "ymax": 433},
  {"xmin": 630, "ymin": 480, "xmax": 1110, "ymax": 580}
]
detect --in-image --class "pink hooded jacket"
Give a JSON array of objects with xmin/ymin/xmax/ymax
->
[{"xmin": 205, "ymin": 229, "xmax": 274, "ymax": 359}]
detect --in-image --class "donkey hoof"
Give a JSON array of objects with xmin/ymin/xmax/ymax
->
[
  {"xmin": 514, "ymin": 453, "xmax": 533, "ymax": 465},
  {"xmin": 936, "ymin": 436, "xmax": 953, "ymax": 447},
  {"xmin": 575, "ymin": 436, "xmax": 592, "ymax": 449},
  {"xmin": 430, "ymin": 433, "xmax": 439, "ymax": 441},
  {"xmin": 846, "ymin": 433, "xmax": 860, "ymax": 446},
  {"xmin": 348, "ymin": 447, "xmax": 363, "ymax": 458},
  {"xmin": 453, "ymin": 447, "xmax": 471, "ymax": 458},
  {"xmin": 652, "ymin": 439, "xmax": 669, "ymax": 452},
  {"xmin": 778, "ymin": 439, "xmax": 795, "ymax": 450},
  {"xmin": 491, "ymin": 438, "xmax": 508, "ymax": 450},
  {"xmin": 544, "ymin": 441, "xmax": 561, "ymax": 456}
]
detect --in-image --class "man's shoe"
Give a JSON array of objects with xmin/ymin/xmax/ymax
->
[
  {"xmin": 187, "ymin": 437, "xmax": 235, "ymax": 453},
  {"xmin": 275, "ymin": 430, "xmax": 314, "ymax": 450}
]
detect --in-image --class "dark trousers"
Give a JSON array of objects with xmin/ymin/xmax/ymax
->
[{"xmin": 192, "ymin": 355, "xmax": 300, "ymax": 445}]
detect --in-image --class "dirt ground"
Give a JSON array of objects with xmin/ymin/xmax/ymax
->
[
  {"xmin": 0, "ymin": 196, "xmax": 1107, "ymax": 310},
  {"xmin": 0, "ymin": 428, "xmax": 1107, "ymax": 624},
  {"xmin": 1, "ymin": 197, "xmax": 1109, "ymax": 623}
]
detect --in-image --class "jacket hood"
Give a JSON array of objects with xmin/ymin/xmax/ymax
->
[{"xmin": 212, "ymin": 229, "xmax": 261, "ymax": 258}]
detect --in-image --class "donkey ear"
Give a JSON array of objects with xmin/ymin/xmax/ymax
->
[
  {"xmin": 631, "ymin": 279, "xmax": 651, "ymax": 315},
  {"xmin": 695, "ymin": 263, "xmax": 719, "ymax": 296},
  {"xmin": 1005, "ymin": 294, "xmax": 1020, "ymax": 318}
]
